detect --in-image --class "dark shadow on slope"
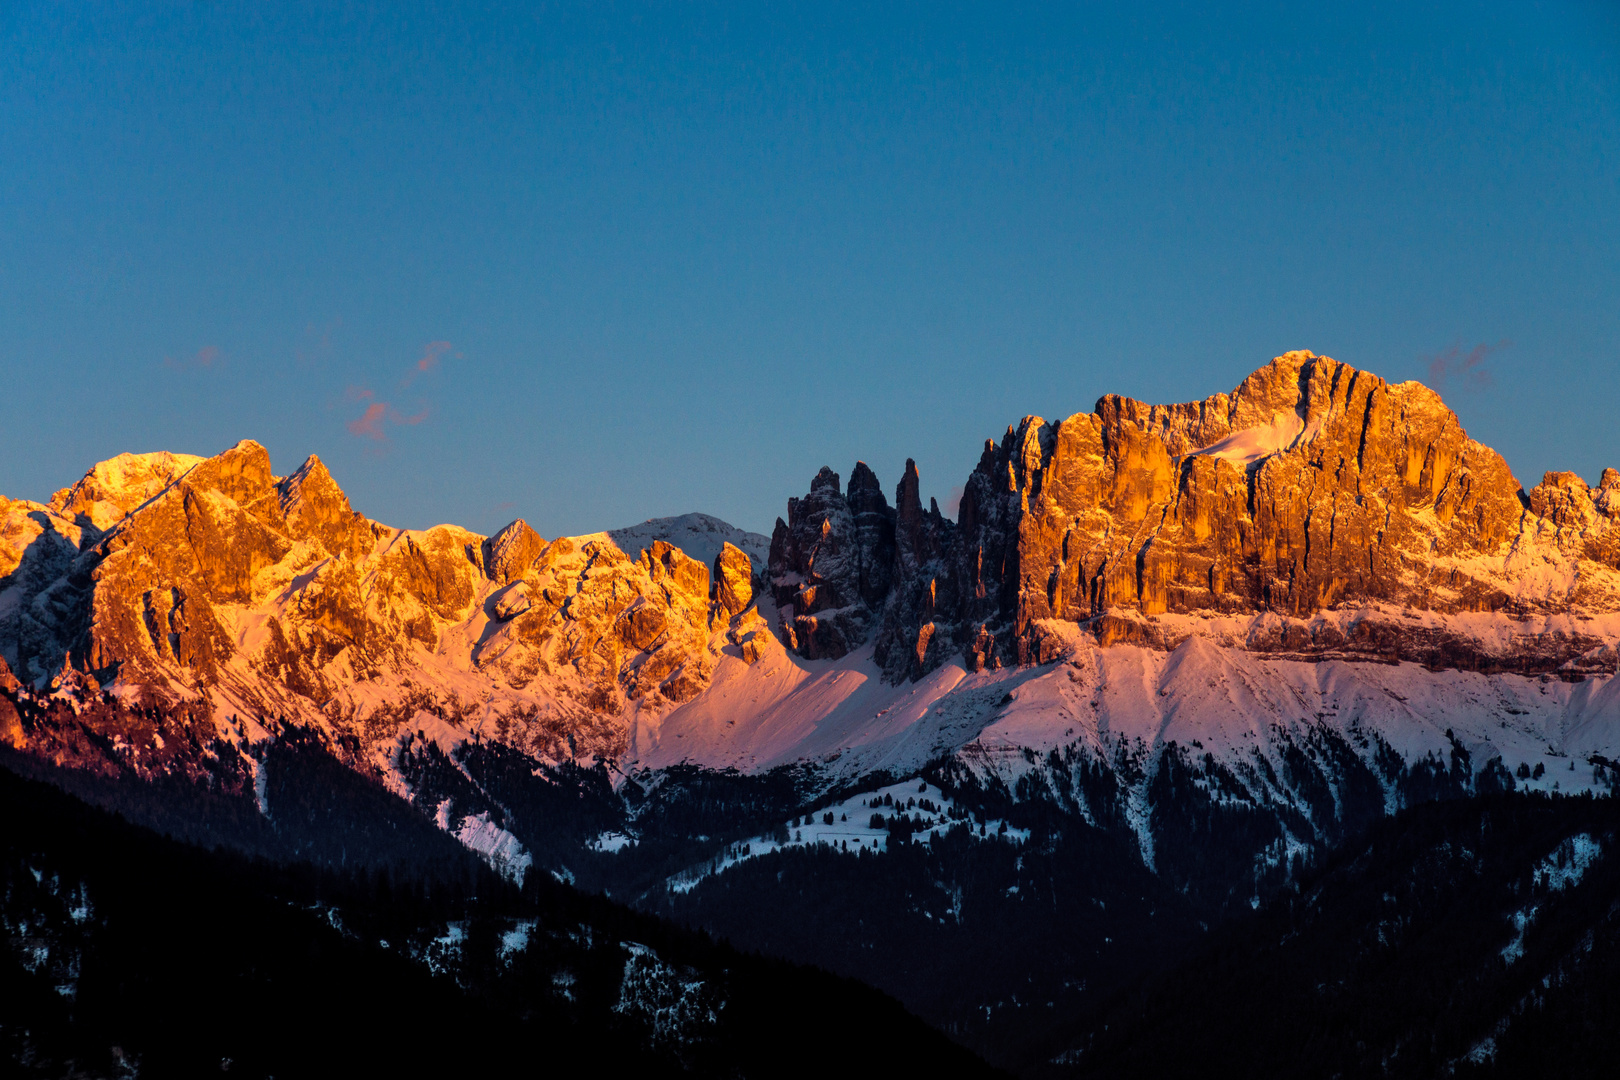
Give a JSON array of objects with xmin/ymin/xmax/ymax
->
[{"xmin": 1040, "ymin": 791, "xmax": 1620, "ymax": 1080}]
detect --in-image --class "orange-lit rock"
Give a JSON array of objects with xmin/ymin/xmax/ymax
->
[
  {"xmin": 848, "ymin": 351, "xmax": 1619, "ymax": 678},
  {"xmin": 0, "ymin": 440, "xmax": 766, "ymax": 763},
  {"xmin": 712, "ymin": 541, "xmax": 754, "ymax": 618}
]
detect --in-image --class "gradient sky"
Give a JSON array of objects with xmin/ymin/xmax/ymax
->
[{"xmin": 3, "ymin": 2, "xmax": 1618, "ymax": 539}]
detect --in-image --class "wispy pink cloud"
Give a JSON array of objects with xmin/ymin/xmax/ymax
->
[
  {"xmin": 342, "ymin": 339, "xmax": 454, "ymax": 441},
  {"xmin": 345, "ymin": 397, "xmax": 431, "ymax": 441},
  {"xmin": 1425, "ymin": 339, "xmax": 1510, "ymax": 395},
  {"xmin": 347, "ymin": 402, "xmax": 390, "ymax": 441}
]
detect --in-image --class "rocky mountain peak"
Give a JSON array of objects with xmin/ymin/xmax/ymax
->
[
  {"xmin": 808, "ymin": 466, "xmax": 841, "ymax": 497},
  {"xmin": 0, "ymin": 352, "xmax": 1617, "ymax": 925},
  {"xmin": 2, "ymin": 350, "xmax": 1615, "ymax": 805},
  {"xmin": 769, "ymin": 459, "xmax": 899, "ymax": 660},
  {"xmin": 766, "ymin": 351, "xmax": 1618, "ymax": 681},
  {"xmin": 482, "ymin": 519, "xmax": 547, "ymax": 585},
  {"xmin": 48, "ymin": 449, "xmax": 206, "ymax": 531},
  {"xmin": 277, "ymin": 454, "xmax": 373, "ymax": 561}
]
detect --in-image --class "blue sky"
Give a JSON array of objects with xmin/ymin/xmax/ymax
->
[{"xmin": 3, "ymin": 2, "xmax": 1617, "ymax": 537}]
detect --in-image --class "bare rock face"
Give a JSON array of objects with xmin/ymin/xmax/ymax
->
[
  {"xmin": 845, "ymin": 461, "xmax": 898, "ymax": 608},
  {"xmin": 872, "ymin": 460, "xmax": 957, "ymax": 681},
  {"xmin": 935, "ymin": 352, "xmax": 1616, "ymax": 673},
  {"xmin": 277, "ymin": 455, "xmax": 374, "ymax": 562},
  {"xmin": 482, "ymin": 519, "xmax": 547, "ymax": 585},
  {"xmin": 711, "ymin": 541, "xmax": 754, "ymax": 618},
  {"xmin": 768, "ymin": 463, "xmax": 897, "ymax": 659}
]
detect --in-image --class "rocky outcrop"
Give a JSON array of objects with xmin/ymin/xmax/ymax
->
[
  {"xmin": 871, "ymin": 460, "xmax": 957, "ymax": 681},
  {"xmin": 712, "ymin": 542, "xmax": 754, "ymax": 618},
  {"xmin": 472, "ymin": 535, "xmax": 723, "ymax": 715},
  {"xmin": 1528, "ymin": 468, "xmax": 1620, "ymax": 568},
  {"xmin": 768, "ymin": 463, "xmax": 897, "ymax": 660},
  {"xmin": 482, "ymin": 519, "xmax": 547, "ymax": 586},
  {"xmin": 277, "ymin": 456, "xmax": 375, "ymax": 562}
]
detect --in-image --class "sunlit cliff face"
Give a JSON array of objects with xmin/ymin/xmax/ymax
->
[{"xmin": 769, "ymin": 351, "xmax": 1620, "ymax": 682}]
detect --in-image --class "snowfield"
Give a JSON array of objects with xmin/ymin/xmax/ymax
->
[{"xmin": 633, "ymin": 622, "xmax": 1620, "ymax": 796}]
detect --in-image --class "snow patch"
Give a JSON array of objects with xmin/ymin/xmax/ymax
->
[
  {"xmin": 1501, "ymin": 833, "xmax": 1603, "ymax": 964},
  {"xmin": 1191, "ymin": 411, "xmax": 1307, "ymax": 466},
  {"xmin": 454, "ymin": 812, "xmax": 533, "ymax": 885},
  {"xmin": 500, "ymin": 920, "xmax": 535, "ymax": 963},
  {"xmin": 1534, "ymin": 832, "xmax": 1602, "ymax": 893}
]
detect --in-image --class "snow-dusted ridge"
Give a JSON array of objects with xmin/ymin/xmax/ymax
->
[
  {"xmin": 607, "ymin": 513, "xmax": 770, "ymax": 576},
  {"xmin": 659, "ymin": 778, "xmax": 1029, "ymax": 895},
  {"xmin": 619, "ymin": 616, "xmax": 1620, "ymax": 873}
]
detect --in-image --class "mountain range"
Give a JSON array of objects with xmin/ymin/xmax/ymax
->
[{"xmin": 4, "ymin": 349, "xmax": 1619, "ymax": 1073}]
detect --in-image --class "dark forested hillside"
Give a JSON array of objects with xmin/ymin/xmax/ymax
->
[
  {"xmin": 0, "ymin": 763, "xmax": 1003, "ymax": 1079},
  {"xmin": 1040, "ymin": 791, "xmax": 1620, "ymax": 1079},
  {"xmin": 649, "ymin": 783, "xmax": 1205, "ymax": 1068}
]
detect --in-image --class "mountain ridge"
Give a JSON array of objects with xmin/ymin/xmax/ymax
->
[{"xmin": 2, "ymin": 349, "xmax": 1618, "ymax": 898}]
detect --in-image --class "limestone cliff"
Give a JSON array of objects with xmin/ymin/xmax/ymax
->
[{"xmin": 772, "ymin": 352, "xmax": 1620, "ymax": 680}]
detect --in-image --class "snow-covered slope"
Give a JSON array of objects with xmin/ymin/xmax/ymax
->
[
  {"xmin": 622, "ymin": 616, "xmax": 1619, "ymax": 867},
  {"xmin": 633, "ymin": 612, "xmax": 1620, "ymax": 778},
  {"xmin": 660, "ymin": 777, "xmax": 1028, "ymax": 895}
]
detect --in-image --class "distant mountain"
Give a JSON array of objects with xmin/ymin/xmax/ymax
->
[
  {"xmin": 609, "ymin": 512, "xmax": 771, "ymax": 572},
  {"xmin": 2, "ymin": 349, "xmax": 1618, "ymax": 1069}
]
